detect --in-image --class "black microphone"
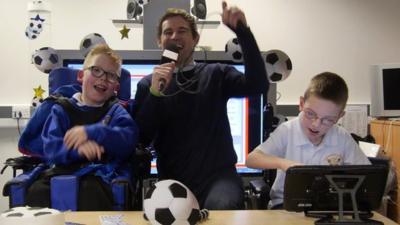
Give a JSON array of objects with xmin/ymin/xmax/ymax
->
[{"xmin": 159, "ymin": 43, "xmax": 180, "ymax": 92}]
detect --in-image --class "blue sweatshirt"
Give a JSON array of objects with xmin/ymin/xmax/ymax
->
[{"xmin": 41, "ymin": 96, "xmax": 138, "ymax": 182}]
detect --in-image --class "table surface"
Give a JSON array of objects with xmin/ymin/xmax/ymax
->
[{"xmin": 65, "ymin": 210, "xmax": 398, "ymax": 225}]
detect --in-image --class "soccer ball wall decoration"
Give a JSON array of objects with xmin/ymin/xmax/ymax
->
[
  {"xmin": 32, "ymin": 47, "xmax": 60, "ymax": 74},
  {"xmin": 31, "ymin": 96, "xmax": 44, "ymax": 108},
  {"xmin": 79, "ymin": 33, "xmax": 107, "ymax": 57},
  {"xmin": 263, "ymin": 49, "xmax": 292, "ymax": 83},
  {"xmin": 127, "ymin": 0, "xmax": 143, "ymax": 20},
  {"xmin": 225, "ymin": 37, "xmax": 243, "ymax": 63},
  {"xmin": 25, "ymin": 14, "xmax": 45, "ymax": 40},
  {"xmin": 143, "ymin": 179, "xmax": 208, "ymax": 225}
]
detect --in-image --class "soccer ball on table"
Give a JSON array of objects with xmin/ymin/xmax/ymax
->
[
  {"xmin": 263, "ymin": 49, "xmax": 292, "ymax": 83},
  {"xmin": 32, "ymin": 47, "xmax": 60, "ymax": 74},
  {"xmin": 143, "ymin": 179, "xmax": 203, "ymax": 225}
]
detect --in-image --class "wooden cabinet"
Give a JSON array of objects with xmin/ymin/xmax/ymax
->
[{"xmin": 370, "ymin": 119, "xmax": 400, "ymax": 222}]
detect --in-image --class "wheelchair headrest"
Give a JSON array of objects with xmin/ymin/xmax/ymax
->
[{"xmin": 49, "ymin": 67, "xmax": 131, "ymax": 101}]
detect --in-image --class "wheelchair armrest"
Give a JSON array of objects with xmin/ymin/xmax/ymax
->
[
  {"xmin": 249, "ymin": 179, "xmax": 270, "ymax": 195},
  {"xmin": 3, "ymin": 164, "xmax": 47, "ymax": 207},
  {"xmin": 246, "ymin": 179, "xmax": 271, "ymax": 209},
  {"xmin": 3, "ymin": 164, "xmax": 47, "ymax": 196},
  {"xmin": 111, "ymin": 176, "xmax": 133, "ymax": 211},
  {"xmin": 1, "ymin": 156, "xmax": 44, "ymax": 176}
]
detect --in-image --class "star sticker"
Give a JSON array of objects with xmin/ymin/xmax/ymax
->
[
  {"xmin": 33, "ymin": 85, "xmax": 46, "ymax": 98},
  {"xmin": 31, "ymin": 14, "xmax": 45, "ymax": 22},
  {"xmin": 119, "ymin": 25, "xmax": 130, "ymax": 39}
]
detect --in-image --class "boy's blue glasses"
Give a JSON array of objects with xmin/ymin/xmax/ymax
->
[{"xmin": 85, "ymin": 66, "xmax": 120, "ymax": 84}]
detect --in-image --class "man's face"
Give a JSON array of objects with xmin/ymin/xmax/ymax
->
[{"xmin": 158, "ymin": 16, "xmax": 199, "ymax": 67}]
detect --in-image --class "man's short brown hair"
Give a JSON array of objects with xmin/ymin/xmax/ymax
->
[{"xmin": 157, "ymin": 8, "xmax": 199, "ymax": 39}]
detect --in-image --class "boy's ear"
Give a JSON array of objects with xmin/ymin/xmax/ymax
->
[
  {"xmin": 77, "ymin": 70, "xmax": 84, "ymax": 83},
  {"xmin": 114, "ymin": 83, "xmax": 120, "ymax": 95},
  {"xmin": 299, "ymin": 96, "xmax": 305, "ymax": 111}
]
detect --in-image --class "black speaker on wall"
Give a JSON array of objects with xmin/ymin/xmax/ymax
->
[{"xmin": 191, "ymin": 0, "xmax": 207, "ymax": 19}]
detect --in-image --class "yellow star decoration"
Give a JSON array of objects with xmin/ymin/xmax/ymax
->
[
  {"xmin": 33, "ymin": 85, "xmax": 45, "ymax": 98},
  {"xmin": 119, "ymin": 25, "xmax": 130, "ymax": 39}
]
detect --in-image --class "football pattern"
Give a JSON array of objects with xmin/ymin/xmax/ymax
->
[
  {"xmin": 0, "ymin": 206, "xmax": 64, "ymax": 225},
  {"xmin": 25, "ymin": 14, "xmax": 45, "ymax": 40},
  {"xmin": 225, "ymin": 37, "xmax": 243, "ymax": 63},
  {"xmin": 137, "ymin": 0, "xmax": 149, "ymax": 5},
  {"xmin": 25, "ymin": 26, "xmax": 39, "ymax": 40},
  {"xmin": 32, "ymin": 47, "xmax": 60, "ymax": 74},
  {"xmin": 79, "ymin": 33, "xmax": 107, "ymax": 57},
  {"xmin": 32, "ymin": 96, "xmax": 44, "ymax": 108},
  {"xmin": 127, "ymin": 0, "xmax": 143, "ymax": 20},
  {"xmin": 263, "ymin": 49, "xmax": 292, "ymax": 83},
  {"xmin": 143, "ymin": 179, "xmax": 202, "ymax": 225},
  {"xmin": 27, "ymin": 19, "xmax": 43, "ymax": 34}
]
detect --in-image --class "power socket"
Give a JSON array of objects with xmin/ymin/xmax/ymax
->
[{"xmin": 11, "ymin": 105, "xmax": 31, "ymax": 119}]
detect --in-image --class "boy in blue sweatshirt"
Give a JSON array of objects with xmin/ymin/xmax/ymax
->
[{"xmin": 26, "ymin": 44, "xmax": 138, "ymax": 210}]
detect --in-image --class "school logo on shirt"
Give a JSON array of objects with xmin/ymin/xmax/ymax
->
[{"xmin": 326, "ymin": 154, "xmax": 342, "ymax": 165}]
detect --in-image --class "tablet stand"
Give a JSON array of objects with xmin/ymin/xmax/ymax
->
[{"xmin": 314, "ymin": 174, "xmax": 383, "ymax": 225}]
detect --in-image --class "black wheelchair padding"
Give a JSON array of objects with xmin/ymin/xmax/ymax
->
[{"xmin": 52, "ymin": 95, "xmax": 118, "ymax": 126}]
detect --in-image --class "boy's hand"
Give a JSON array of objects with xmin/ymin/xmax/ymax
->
[
  {"xmin": 221, "ymin": 1, "xmax": 247, "ymax": 31},
  {"xmin": 77, "ymin": 140, "xmax": 104, "ymax": 161},
  {"xmin": 281, "ymin": 159, "xmax": 303, "ymax": 172},
  {"xmin": 64, "ymin": 126, "xmax": 88, "ymax": 150}
]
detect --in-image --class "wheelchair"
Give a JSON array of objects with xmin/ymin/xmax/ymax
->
[{"xmin": 2, "ymin": 67, "xmax": 151, "ymax": 211}]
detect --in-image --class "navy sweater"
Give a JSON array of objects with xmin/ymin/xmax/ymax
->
[{"xmin": 135, "ymin": 25, "xmax": 268, "ymax": 195}]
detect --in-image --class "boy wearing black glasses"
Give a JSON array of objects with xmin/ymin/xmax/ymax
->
[
  {"xmin": 26, "ymin": 44, "xmax": 138, "ymax": 210},
  {"xmin": 246, "ymin": 72, "xmax": 370, "ymax": 209}
]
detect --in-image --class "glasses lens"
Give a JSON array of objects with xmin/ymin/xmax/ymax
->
[
  {"xmin": 321, "ymin": 118, "xmax": 335, "ymax": 126},
  {"xmin": 106, "ymin": 72, "xmax": 119, "ymax": 83},
  {"xmin": 89, "ymin": 66, "xmax": 104, "ymax": 78},
  {"xmin": 304, "ymin": 110, "xmax": 316, "ymax": 120},
  {"xmin": 88, "ymin": 66, "xmax": 119, "ymax": 83}
]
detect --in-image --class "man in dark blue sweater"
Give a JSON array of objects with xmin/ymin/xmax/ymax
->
[{"xmin": 135, "ymin": 1, "xmax": 268, "ymax": 209}]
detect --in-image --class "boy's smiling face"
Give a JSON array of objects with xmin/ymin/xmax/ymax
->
[
  {"xmin": 299, "ymin": 95, "xmax": 344, "ymax": 145},
  {"xmin": 79, "ymin": 54, "xmax": 120, "ymax": 106}
]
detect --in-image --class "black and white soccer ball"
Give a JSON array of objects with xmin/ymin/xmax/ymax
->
[
  {"xmin": 263, "ymin": 49, "xmax": 292, "ymax": 83},
  {"xmin": 32, "ymin": 47, "xmax": 60, "ymax": 74},
  {"xmin": 25, "ymin": 26, "xmax": 39, "ymax": 40},
  {"xmin": 225, "ymin": 37, "xmax": 243, "ymax": 63},
  {"xmin": 127, "ymin": 0, "xmax": 143, "ymax": 19},
  {"xmin": 0, "ymin": 206, "xmax": 64, "ymax": 225},
  {"xmin": 137, "ymin": 0, "xmax": 149, "ymax": 5},
  {"xmin": 143, "ymin": 179, "xmax": 202, "ymax": 225},
  {"xmin": 27, "ymin": 19, "xmax": 43, "ymax": 34},
  {"xmin": 32, "ymin": 96, "xmax": 44, "ymax": 108},
  {"xmin": 79, "ymin": 33, "xmax": 107, "ymax": 57}
]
